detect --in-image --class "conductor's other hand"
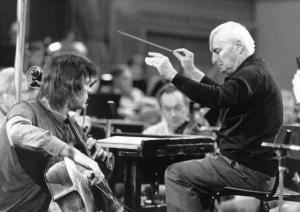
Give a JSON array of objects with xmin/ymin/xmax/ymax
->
[
  {"xmin": 145, "ymin": 52, "xmax": 177, "ymax": 81},
  {"xmin": 173, "ymin": 48, "xmax": 196, "ymax": 72},
  {"xmin": 292, "ymin": 69, "xmax": 300, "ymax": 103}
]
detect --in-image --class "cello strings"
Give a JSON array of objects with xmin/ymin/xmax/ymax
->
[
  {"xmin": 102, "ymin": 180, "xmax": 132, "ymax": 212},
  {"xmin": 96, "ymin": 178, "xmax": 133, "ymax": 211},
  {"xmin": 95, "ymin": 185, "xmax": 132, "ymax": 212},
  {"xmin": 64, "ymin": 114, "xmax": 131, "ymax": 210}
]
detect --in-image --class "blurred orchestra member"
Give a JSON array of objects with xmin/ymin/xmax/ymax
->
[
  {"xmin": 293, "ymin": 69, "xmax": 300, "ymax": 123},
  {"xmin": 293, "ymin": 69, "xmax": 300, "ymax": 104},
  {"xmin": 0, "ymin": 67, "xmax": 37, "ymax": 126},
  {"xmin": 108, "ymin": 64, "xmax": 158, "ymax": 123},
  {"xmin": 126, "ymin": 54, "xmax": 145, "ymax": 81},
  {"xmin": 145, "ymin": 21, "xmax": 283, "ymax": 212},
  {"xmin": 281, "ymin": 89, "xmax": 299, "ymax": 125},
  {"xmin": 0, "ymin": 54, "xmax": 113, "ymax": 212},
  {"xmin": 143, "ymin": 83, "xmax": 205, "ymax": 135},
  {"xmin": 110, "ymin": 64, "xmax": 145, "ymax": 119},
  {"xmin": 267, "ymin": 70, "xmax": 300, "ymax": 212}
]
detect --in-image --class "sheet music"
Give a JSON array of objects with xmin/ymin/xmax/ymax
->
[
  {"xmin": 96, "ymin": 135, "xmax": 215, "ymax": 150},
  {"xmin": 96, "ymin": 136, "xmax": 158, "ymax": 149}
]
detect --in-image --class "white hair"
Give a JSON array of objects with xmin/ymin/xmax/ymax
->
[{"xmin": 209, "ymin": 21, "xmax": 255, "ymax": 56}]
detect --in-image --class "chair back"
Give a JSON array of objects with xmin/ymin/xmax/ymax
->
[{"xmin": 274, "ymin": 125, "xmax": 300, "ymax": 160}]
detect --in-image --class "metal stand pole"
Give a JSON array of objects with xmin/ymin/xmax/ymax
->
[
  {"xmin": 277, "ymin": 149, "xmax": 285, "ymax": 212},
  {"xmin": 105, "ymin": 100, "xmax": 115, "ymax": 138},
  {"xmin": 15, "ymin": 0, "xmax": 28, "ymax": 102}
]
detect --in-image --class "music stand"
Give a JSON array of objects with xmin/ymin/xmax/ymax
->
[
  {"xmin": 86, "ymin": 93, "xmax": 120, "ymax": 119},
  {"xmin": 262, "ymin": 125, "xmax": 300, "ymax": 212}
]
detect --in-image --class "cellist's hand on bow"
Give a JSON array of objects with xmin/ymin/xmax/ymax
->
[
  {"xmin": 86, "ymin": 158, "xmax": 104, "ymax": 185},
  {"xmin": 60, "ymin": 144, "xmax": 104, "ymax": 185},
  {"xmin": 145, "ymin": 52, "xmax": 177, "ymax": 81}
]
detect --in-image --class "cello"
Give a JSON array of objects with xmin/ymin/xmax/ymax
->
[
  {"xmin": 46, "ymin": 157, "xmax": 95, "ymax": 212},
  {"xmin": 44, "ymin": 114, "xmax": 126, "ymax": 212}
]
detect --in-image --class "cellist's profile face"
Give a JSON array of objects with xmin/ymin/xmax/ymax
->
[{"xmin": 68, "ymin": 77, "xmax": 93, "ymax": 110}]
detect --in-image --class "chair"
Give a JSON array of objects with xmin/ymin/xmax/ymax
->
[
  {"xmin": 209, "ymin": 173, "xmax": 279, "ymax": 212},
  {"xmin": 209, "ymin": 125, "xmax": 300, "ymax": 212},
  {"xmin": 265, "ymin": 126, "xmax": 300, "ymax": 212}
]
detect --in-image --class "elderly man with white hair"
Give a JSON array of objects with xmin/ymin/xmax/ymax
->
[{"xmin": 145, "ymin": 21, "xmax": 283, "ymax": 212}]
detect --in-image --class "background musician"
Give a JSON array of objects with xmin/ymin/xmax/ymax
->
[
  {"xmin": 109, "ymin": 64, "xmax": 146, "ymax": 120},
  {"xmin": 293, "ymin": 69, "xmax": 300, "ymax": 105},
  {"xmin": 0, "ymin": 67, "xmax": 37, "ymax": 126},
  {"xmin": 0, "ymin": 54, "xmax": 113, "ymax": 212},
  {"xmin": 143, "ymin": 83, "xmax": 209, "ymax": 135},
  {"xmin": 145, "ymin": 21, "xmax": 283, "ymax": 212},
  {"xmin": 266, "ymin": 69, "xmax": 300, "ymax": 212}
]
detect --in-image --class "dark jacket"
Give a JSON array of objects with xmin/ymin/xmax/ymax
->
[{"xmin": 172, "ymin": 54, "xmax": 283, "ymax": 176}]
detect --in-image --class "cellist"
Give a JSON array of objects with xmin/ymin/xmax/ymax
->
[{"xmin": 0, "ymin": 53, "xmax": 113, "ymax": 212}]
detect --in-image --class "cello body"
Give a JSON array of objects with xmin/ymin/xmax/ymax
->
[
  {"xmin": 45, "ymin": 157, "xmax": 95, "ymax": 212},
  {"xmin": 45, "ymin": 117, "xmax": 116, "ymax": 212}
]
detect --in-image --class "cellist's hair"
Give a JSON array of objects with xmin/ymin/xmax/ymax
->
[{"xmin": 37, "ymin": 53, "xmax": 97, "ymax": 110}]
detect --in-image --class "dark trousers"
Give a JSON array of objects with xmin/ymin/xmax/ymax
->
[{"xmin": 165, "ymin": 154, "xmax": 275, "ymax": 212}]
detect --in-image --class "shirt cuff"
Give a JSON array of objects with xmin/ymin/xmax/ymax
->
[{"xmin": 168, "ymin": 70, "xmax": 178, "ymax": 81}]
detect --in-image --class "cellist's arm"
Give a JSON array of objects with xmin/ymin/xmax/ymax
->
[
  {"xmin": 7, "ymin": 115, "xmax": 104, "ymax": 185},
  {"xmin": 59, "ymin": 144, "xmax": 104, "ymax": 185},
  {"xmin": 7, "ymin": 116, "xmax": 67, "ymax": 154}
]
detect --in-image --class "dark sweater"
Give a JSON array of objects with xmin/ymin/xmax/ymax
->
[{"xmin": 172, "ymin": 54, "xmax": 283, "ymax": 176}]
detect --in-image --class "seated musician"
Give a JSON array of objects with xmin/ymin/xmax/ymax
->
[
  {"xmin": 143, "ymin": 83, "xmax": 209, "ymax": 135},
  {"xmin": 266, "ymin": 68, "xmax": 300, "ymax": 212},
  {"xmin": 145, "ymin": 21, "xmax": 283, "ymax": 212},
  {"xmin": 293, "ymin": 69, "xmax": 300, "ymax": 105},
  {"xmin": 0, "ymin": 54, "xmax": 113, "ymax": 212},
  {"xmin": 0, "ymin": 67, "xmax": 37, "ymax": 126}
]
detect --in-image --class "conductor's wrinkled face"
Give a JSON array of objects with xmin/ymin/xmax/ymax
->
[{"xmin": 211, "ymin": 34, "xmax": 241, "ymax": 75}]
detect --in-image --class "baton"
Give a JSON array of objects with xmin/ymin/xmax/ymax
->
[{"xmin": 117, "ymin": 30, "xmax": 174, "ymax": 53}]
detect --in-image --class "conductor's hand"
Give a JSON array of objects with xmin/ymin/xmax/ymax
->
[
  {"xmin": 145, "ymin": 52, "xmax": 177, "ymax": 81},
  {"xmin": 173, "ymin": 48, "xmax": 196, "ymax": 72},
  {"xmin": 292, "ymin": 69, "xmax": 300, "ymax": 103}
]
